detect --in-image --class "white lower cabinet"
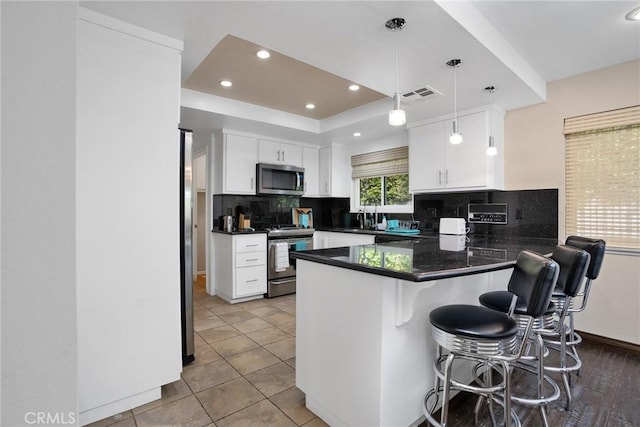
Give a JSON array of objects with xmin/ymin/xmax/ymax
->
[
  {"xmin": 314, "ymin": 231, "xmax": 376, "ymax": 249},
  {"xmin": 235, "ymin": 265, "xmax": 266, "ymax": 296},
  {"xmin": 213, "ymin": 233, "xmax": 267, "ymax": 303}
]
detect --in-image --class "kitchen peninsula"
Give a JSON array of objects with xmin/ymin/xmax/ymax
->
[{"xmin": 292, "ymin": 237, "xmax": 558, "ymax": 427}]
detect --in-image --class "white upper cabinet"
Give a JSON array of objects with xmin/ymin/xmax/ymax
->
[
  {"xmin": 409, "ymin": 120, "xmax": 446, "ymax": 190},
  {"xmin": 223, "ymin": 133, "xmax": 258, "ymax": 194},
  {"xmin": 302, "ymin": 146, "xmax": 320, "ymax": 197},
  {"xmin": 259, "ymin": 139, "xmax": 303, "ymax": 167},
  {"xmin": 319, "ymin": 144, "xmax": 349, "ymax": 197},
  {"xmin": 409, "ymin": 109, "xmax": 504, "ymax": 193}
]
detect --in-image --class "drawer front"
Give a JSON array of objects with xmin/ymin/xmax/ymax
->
[
  {"xmin": 235, "ymin": 266, "xmax": 267, "ymax": 297},
  {"xmin": 236, "ymin": 251, "xmax": 266, "ymax": 267},
  {"xmin": 235, "ymin": 235, "xmax": 266, "ymax": 253}
]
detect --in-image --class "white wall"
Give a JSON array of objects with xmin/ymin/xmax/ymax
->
[
  {"xmin": 504, "ymin": 60, "xmax": 640, "ymax": 344},
  {"xmin": 346, "ymin": 132, "xmax": 408, "ymax": 157},
  {"xmin": 1, "ymin": 2, "xmax": 79, "ymax": 424},
  {"xmin": 189, "ymin": 129, "xmax": 216, "ymax": 295}
]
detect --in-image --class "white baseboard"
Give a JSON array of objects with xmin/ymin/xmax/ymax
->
[{"xmin": 79, "ymin": 387, "xmax": 160, "ymax": 426}]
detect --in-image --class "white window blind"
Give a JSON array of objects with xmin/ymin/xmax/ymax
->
[
  {"xmin": 564, "ymin": 106, "xmax": 640, "ymax": 249},
  {"xmin": 351, "ymin": 146, "xmax": 408, "ymax": 179}
]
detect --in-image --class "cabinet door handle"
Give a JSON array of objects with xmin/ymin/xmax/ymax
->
[
  {"xmin": 277, "ymin": 150, "xmax": 281, "ymax": 161},
  {"xmin": 246, "ymin": 279, "xmax": 259, "ymax": 283},
  {"xmin": 250, "ymin": 177, "xmax": 254, "ymax": 189},
  {"xmin": 325, "ymin": 182, "xmax": 329, "ymax": 192},
  {"xmin": 282, "ymin": 150, "xmax": 285, "ymax": 162},
  {"xmin": 245, "ymin": 258, "xmax": 259, "ymax": 261},
  {"xmin": 438, "ymin": 170, "xmax": 443, "ymax": 185},
  {"xmin": 246, "ymin": 244, "xmax": 259, "ymax": 247},
  {"xmin": 445, "ymin": 170, "xmax": 449, "ymax": 184}
]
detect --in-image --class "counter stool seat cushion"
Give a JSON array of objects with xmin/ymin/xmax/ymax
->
[
  {"xmin": 479, "ymin": 291, "xmax": 556, "ymax": 316},
  {"xmin": 430, "ymin": 304, "xmax": 519, "ymax": 339}
]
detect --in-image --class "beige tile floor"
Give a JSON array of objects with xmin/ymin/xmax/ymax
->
[{"xmin": 88, "ymin": 276, "xmax": 327, "ymax": 427}]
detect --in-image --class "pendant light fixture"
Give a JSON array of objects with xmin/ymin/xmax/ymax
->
[
  {"xmin": 386, "ymin": 17, "xmax": 406, "ymax": 126},
  {"xmin": 485, "ymin": 86, "xmax": 498, "ymax": 156},
  {"xmin": 446, "ymin": 59, "xmax": 463, "ymax": 144}
]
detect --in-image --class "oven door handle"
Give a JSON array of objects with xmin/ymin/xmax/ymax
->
[{"xmin": 270, "ymin": 278, "xmax": 296, "ymax": 286}]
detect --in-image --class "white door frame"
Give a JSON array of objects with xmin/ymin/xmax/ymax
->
[{"xmin": 193, "ymin": 147, "xmax": 209, "ymax": 282}]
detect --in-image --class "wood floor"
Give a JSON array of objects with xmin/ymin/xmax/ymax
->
[{"xmin": 423, "ymin": 339, "xmax": 640, "ymax": 426}]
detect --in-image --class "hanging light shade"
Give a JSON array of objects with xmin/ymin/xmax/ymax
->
[
  {"xmin": 389, "ymin": 93, "xmax": 406, "ymax": 126},
  {"xmin": 386, "ymin": 17, "xmax": 406, "ymax": 127},
  {"xmin": 485, "ymin": 86, "xmax": 498, "ymax": 156},
  {"xmin": 446, "ymin": 59, "xmax": 463, "ymax": 144}
]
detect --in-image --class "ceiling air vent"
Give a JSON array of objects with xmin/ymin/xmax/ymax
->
[{"xmin": 401, "ymin": 85, "xmax": 443, "ymax": 104}]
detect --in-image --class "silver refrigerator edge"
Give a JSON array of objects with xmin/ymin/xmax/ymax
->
[{"xmin": 180, "ymin": 128, "xmax": 195, "ymax": 365}]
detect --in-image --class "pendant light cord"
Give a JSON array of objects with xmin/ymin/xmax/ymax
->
[
  {"xmin": 489, "ymin": 88, "xmax": 493, "ymax": 137},
  {"xmin": 395, "ymin": 28, "xmax": 399, "ymax": 98},
  {"xmin": 453, "ymin": 65, "xmax": 458, "ymax": 123}
]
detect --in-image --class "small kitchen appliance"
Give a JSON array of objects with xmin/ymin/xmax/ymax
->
[
  {"xmin": 256, "ymin": 163, "xmax": 305, "ymax": 196},
  {"xmin": 439, "ymin": 218, "xmax": 467, "ymax": 235},
  {"xmin": 220, "ymin": 215, "xmax": 234, "ymax": 232}
]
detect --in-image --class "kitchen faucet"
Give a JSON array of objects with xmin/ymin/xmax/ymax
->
[
  {"xmin": 362, "ymin": 204, "xmax": 367, "ymax": 229},
  {"xmin": 374, "ymin": 203, "xmax": 378, "ymax": 227}
]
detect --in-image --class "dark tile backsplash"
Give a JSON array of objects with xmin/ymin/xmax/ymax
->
[
  {"xmin": 299, "ymin": 197, "xmax": 351, "ymax": 227},
  {"xmin": 213, "ymin": 188, "xmax": 558, "ymax": 238},
  {"xmin": 413, "ymin": 188, "xmax": 558, "ymax": 239},
  {"xmin": 212, "ymin": 194, "xmax": 300, "ymax": 230}
]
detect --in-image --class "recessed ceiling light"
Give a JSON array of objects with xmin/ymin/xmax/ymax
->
[
  {"xmin": 305, "ymin": 103, "xmax": 315, "ymax": 109},
  {"xmin": 626, "ymin": 6, "xmax": 640, "ymax": 21},
  {"xmin": 219, "ymin": 80, "xmax": 232, "ymax": 87},
  {"xmin": 349, "ymin": 84, "xmax": 360, "ymax": 91},
  {"xmin": 256, "ymin": 49, "xmax": 271, "ymax": 59},
  {"xmin": 353, "ymin": 132, "xmax": 362, "ymax": 137}
]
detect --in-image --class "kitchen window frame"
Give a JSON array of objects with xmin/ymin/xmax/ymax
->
[{"xmin": 351, "ymin": 173, "xmax": 414, "ymax": 215}]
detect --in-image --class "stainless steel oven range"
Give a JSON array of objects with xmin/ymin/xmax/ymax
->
[{"xmin": 265, "ymin": 225, "xmax": 314, "ymax": 298}]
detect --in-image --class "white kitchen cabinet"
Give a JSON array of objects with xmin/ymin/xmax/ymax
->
[
  {"xmin": 213, "ymin": 233, "xmax": 267, "ymax": 303},
  {"xmin": 302, "ymin": 146, "xmax": 320, "ymax": 197},
  {"xmin": 319, "ymin": 144, "xmax": 350, "ymax": 197},
  {"xmin": 409, "ymin": 109, "xmax": 504, "ymax": 193},
  {"xmin": 259, "ymin": 139, "xmax": 303, "ymax": 167},
  {"xmin": 223, "ymin": 133, "xmax": 258, "ymax": 194},
  {"xmin": 313, "ymin": 231, "xmax": 375, "ymax": 249}
]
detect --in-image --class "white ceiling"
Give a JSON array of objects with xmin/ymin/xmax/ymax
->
[{"xmin": 82, "ymin": 1, "xmax": 640, "ymax": 145}]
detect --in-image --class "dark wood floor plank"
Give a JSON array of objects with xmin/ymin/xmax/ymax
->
[
  {"xmin": 615, "ymin": 352, "xmax": 640, "ymax": 393},
  {"xmin": 418, "ymin": 338, "xmax": 639, "ymax": 427}
]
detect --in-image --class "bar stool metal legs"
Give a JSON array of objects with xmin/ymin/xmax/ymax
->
[
  {"xmin": 543, "ymin": 236, "xmax": 606, "ymax": 410},
  {"xmin": 423, "ymin": 250, "xmax": 560, "ymax": 427},
  {"xmin": 425, "ymin": 336, "xmax": 521, "ymax": 427}
]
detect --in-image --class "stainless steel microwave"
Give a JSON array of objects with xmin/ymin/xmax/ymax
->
[{"xmin": 256, "ymin": 163, "xmax": 305, "ymax": 196}]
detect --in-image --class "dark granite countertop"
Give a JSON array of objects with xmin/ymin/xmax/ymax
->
[
  {"xmin": 291, "ymin": 236, "xmax": 559, "ymax": 282},
  {"xmin": 211, "ymin": 229, "xmax": 267, "ymax": 236},
  {"xmin": 315, "ymin": 226, "xmax": 439, "ymax": 239}
]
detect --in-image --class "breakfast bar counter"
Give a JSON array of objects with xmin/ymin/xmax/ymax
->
[{"xmin": 291, "ymin": 237, "xmax": 558, "ymax": 426}]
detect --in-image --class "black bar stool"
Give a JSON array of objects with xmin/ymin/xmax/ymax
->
[
  {"xmin": 423, "ymin": 250, "xmax": 559, "ymax": 427},
  {"xmin": 476, "ymin": 245, "xmax": 590, "ymax": 426},
  {"xmin": 543, "ymin": 235, "xmax": 606, "ymax": 410}
]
